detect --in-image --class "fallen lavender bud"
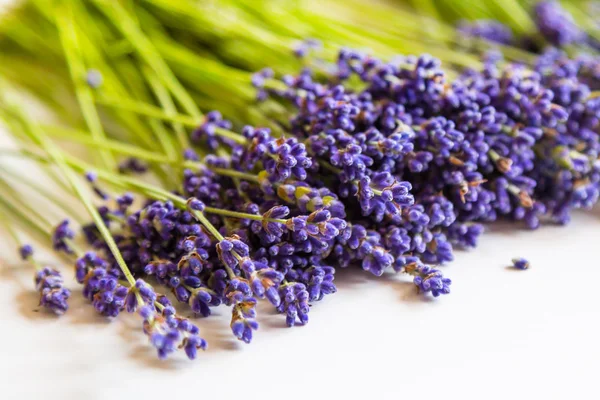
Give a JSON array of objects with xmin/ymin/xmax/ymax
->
[
  {"xmin": 512, "ymin": 258, "xmax": 530, "ymax": 270},
  {"xmin": 35, "ymin": 267, "xmax": 71, "ymax": 315}
]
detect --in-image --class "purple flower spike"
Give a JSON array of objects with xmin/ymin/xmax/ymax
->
[
  {"xmin": 512, "ymin": 258, "xmax": 530, "ymax": 270},
  {"xmin": 125, "ymin": 279, "xmax": 157, "ymax": 313},
  {"xmin": 263, "ymin": 137, "xmax": 312, "ymax": 182},
  {"xmin": 189, "ymin": 287, "xmax": 219, "ymax": 317},
  {"xmin": 141, "ymin": 306, "xmax": 207, "ymax": 360},
  {"xmin": 405, "ymin": 262, "xmax": 452, "ymax": 297},
  {"xmin": 82, "ymin": 266, "xmax": 127, "ymax": 318},
  {"xmin": 187, "ymin": 197, "xmax": 205, "ymax": 212},
  {"xmin": 231, "ymin": 301, "xmax": 259, "ymax": 343},
  {"xmin": 118, "ymin": 157, "xmax": 148, "ymax": 174},
  {"xmin": 52, "ymin": 219, "xmax": 75, "ymax": 254},
  {"xmin": 191, "ymin": 110, "xmax": 233, "ymax": 150},
  {"xmin": 276, "ymin": 283, "xmax": 310, "ymax": 327},
  {"xmin": 19, "ymin": 244, "xmax": 34, "ymax": 260},
  {"xmin": 35, "ymin": 267, "xmax": 71, "ymax": 315},
  {"xmin": 217, "ymin": 234, "xmax": 250, "ymax": 270},
  {"xmin": 302, "ymin": 266, "xmax": 337, "ymax": 302},
  {"xmin": 183, "ymin": 335, "xmax": 208, "ymax": 360},
  {"xmin": 535, "ymin": 1, "xmax": 584, "ymax": 47},
  {"xmin": 75, "ymin": 252, "xmax": 108, "ymax": 284},
  {"xmin": 262, "ymin": 205, "xmax": 289, "ymax": 237},
  {"xmin": 247, "ymin": 264, "xmax": 284, "ymax": 306},
  {"xmin": 457, "ymin": 20, "xmax": 513, "ymax": 45}
]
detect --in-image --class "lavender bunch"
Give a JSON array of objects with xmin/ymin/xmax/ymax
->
[{"xmin": 3, "ymin": 0, "xmax": 600, "ymax": 363}]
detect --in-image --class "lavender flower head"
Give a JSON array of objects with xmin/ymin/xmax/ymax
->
[
  {"xmin": 277, "ymin": 282, "xmax": 310, "ymax": 327},
  {"xmin": 512, "ymin": 258, "xmax": 530, "ymax": 270},
  {"xmin": 52, "ymin": 219, "xmax": 75, "ymax": 254},
  {"xmin": 35, "ymin": 267, "xmax": 71, "ymax": 315},
  {"xmin": 19, "ymin": 244, "xmax": 34, "ymax": 260},
  {"xmin": 140, "ymin": 305, "xmax": 207, "ymax": 360},
  {"xmin": 457, "ymin": 20, "xmax": 514, "ymax": 45},
  {"xmin": 534, "ymin": 1, "xmax": 584, "ymax": 47},
  {"xmin": 404, "ymin": 262, "xmax": 451, "ymax": 297}
]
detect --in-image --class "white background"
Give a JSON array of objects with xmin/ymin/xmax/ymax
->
[{"xmin": 1, "ymin": 0, "xmax": 599, "ymax": 398}]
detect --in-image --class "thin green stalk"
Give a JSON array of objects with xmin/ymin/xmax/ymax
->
[
  {"xmin": 0, "ymin": 177, "xmax": 54, "ymax": 233},
  {"xmin": 0, "ymin": 193, "xmax": 53, "ymax": 244},
  {"xmin": 95, "ymin": 96, "xmax": 198, "ymax": 125},
  {"xmin": 93, "ymin": 0, "xmax": 202, "ymax": 119},
  {"xmin": 54, "ymin": 132, "xmax": 259, "ymax": 180},
  {"xmin": 0, "ymin": 108, "xmax": 75, "ymax": 196},
  {"xmin": 63, "ymin": 154, "xmax": 284, "ymax": 224},
  {"xmin": 7, "ymin": 100, "xmax": 137, "ymax": 287},
  {"xmin": 0, "ymin": 206, "xmax": 24, "ymax": 249},
  {"xmin": 44, "ymin": 124, "xmax": 164, "ymax": 161},
  {"xmin": 143, "ymin": 66, "xmax": 190, "ymax": 150},
  {"xmin": 55, "ymin": 0, "xmax": 116, "ymax": 170},
  {"xmin": 94, "ymin": 96, "xmax": 249, "ymax": 145},
  {"xmin": 0, "ymin": 166, "xmax": 83, "ymax": 223}
]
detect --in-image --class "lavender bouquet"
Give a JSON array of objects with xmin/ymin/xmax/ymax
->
[{"xmin": 0, "ymin": 0, "xmax": 598, "ymax": 360}]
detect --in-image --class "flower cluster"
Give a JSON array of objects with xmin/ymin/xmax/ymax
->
[{"xmin": 35, "ymin": 267, "xmax": 71, "ymax": 315}]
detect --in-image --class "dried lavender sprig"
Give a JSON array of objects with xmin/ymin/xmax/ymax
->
[{"xmin": 0, "ymin": 202, "xmax": 71, "ymax": 315}]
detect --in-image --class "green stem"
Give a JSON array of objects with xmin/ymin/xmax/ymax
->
[
  {"xmin": 65, "ymin": 153, "xmax": 289, "ymax": 226},
  {"xmin": 0, "ymin": 194, "xmax": 53, "ymax": 245},
  {"xmin": 143, "ymin": 66, "xmax": 191, "ymax": 150},
  {"xmin": 94, "ymin": 96, "xmax": 248, "ymax": 145},
  {"xmin": 209, "ymin": 167, "xmax": 259, "ymax": 182},
  {"xmin": 93, "ymin": 0, "xmax": 202, "ymax": 119},
  {"xmin": 0, "ymin": 165, "xmax": 83, "ymax": 223},
  {"xmin": 0, "ymin": 177, "xmax": 54, "ymax": 233},
  {"xmin": 0, "ymin": 207, "xmax": 24, "ymax": 249},
  {"xmin": 8, "ymin": 101, "xmax": 137, "ymax": 287},
  {"xmin": 95, "ymin": 96, "xmax": 200, "ymax": 126},
  {"xmin": 45, "ymin": 123, "xmax": 260, "ymax": 182},
  {"xmin": 55, "ymin": 1, "xmax": 116, "ymax": 170}
]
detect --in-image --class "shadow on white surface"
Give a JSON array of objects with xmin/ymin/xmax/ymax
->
[{"xmin": 334, "ymin": 265, "xmax": 437, "ymax": 303}]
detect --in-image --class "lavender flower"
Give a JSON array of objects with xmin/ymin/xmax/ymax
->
[
  {"xmin": 512, "ymin": 258, "xmax": 530, "ymax": 270},
  {"xmin": 457, "ymin": 20, "xmax": 514, "ymax": 45},
  {"xmin": 35, "ymin": 267, "xmax": 71, "ymax": 315},
  {"xmin": 52, "ymin": 219, "xmax": 75, "ymax": 254},
  {"xmin": 19, "ymin": 244, "xmax": 34, "ymax": 260},
  {"xmin": 118, "ymin": 157, "xmax": 148, "ymax": 174},
  {"xmin": 276, "ymin": 282, "xmax": 310, "ymax": 327},
  {"xmin": 125, "ymin": 279, "xmax": 157, "ymax": 312},
  {"xmin": 140, "ymin": 305, "xmax": 207, "ymax": 360},
  {"xmin": 404, "ymin": 262, "xmax": 451, "ymax": 297},
  {"xmin": 534, "ymin": 1, "xmax": 584, "ymax": 47},
  {"xmin": 216, "ymin": 235, "xmax": 250, "ymax": 270}
]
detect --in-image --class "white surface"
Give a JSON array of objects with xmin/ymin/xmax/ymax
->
[{"xmin": 1, "ymin": 163, "xmax": 599, "ymax": 400}]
